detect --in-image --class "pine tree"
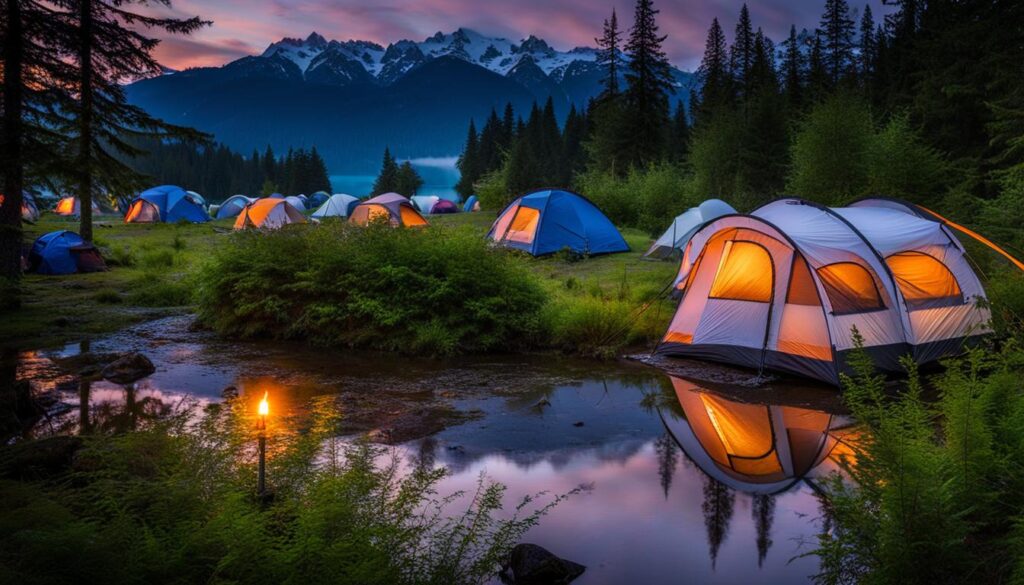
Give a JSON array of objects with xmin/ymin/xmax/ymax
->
[
  {"xmin": 501, "ymin": 103, "xmax": 516, "ymax": 148},
  {"xmin": 781, "ymin": 26, "xmax": 804, "ymax": 108},
  {"xmin": 395, "ymin": 161, "xmax": 423, "ymax": 196},
  {"xmin": 455, "ymin": 120, "xmax": 480, "ymax": 196},
  {"xmin": 695, "ymin": 18, "xmax": 732, "ymax": 125},
  {"xmin": 859, "ymin": 5, "xmax": 875, "ymax": 79},
  {"xmin": 539, "ymin": 97, "xmax": 561, "ymax": 184},
  {"xmin": 819, "ymin": 0, "xmax": 855, "ymax": 87},
  {"xmin": 562, "ymin": 105, "xmax": 588, "ymax": 182},
  {"xmin": 806, "ymin": 32, "xmax": 829, "ymax": 102},
  {"xmin": 730, "ymin": 4, "xmax": 755, "ymax": 98},
  {"xmin": 262, "ymin": 145, "xmax": 276, "ymax": 184},
  {"xmin": 309, "ymin": 147, "xmax": 330, "ymax": 193},
  {"xmin": 371, "ymin": 147, "xmax": 399, "ymax": 195},
  {"xmin": 595, "ymin": 8, "xmax": 623, "ymax": 100},
  {"xmin": 623, "ymin": 0, "xmax": 674, "ymax": 166},
  {"xmin": 668, "ymin": 101, "xmax": 690, "ymax": 163},
  {"xmin": 1, "ymin": 0, "xmax": 76, "ymax": 284},
  {"xmin": 66, "ymin": 0, "xmax": 209, "ymax": 241}
]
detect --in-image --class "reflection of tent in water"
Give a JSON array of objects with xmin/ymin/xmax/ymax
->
[{"xmin": 661, "ymin": 376, "xmax": 857, "ymax": 494}]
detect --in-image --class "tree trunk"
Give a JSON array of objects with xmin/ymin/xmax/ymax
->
[
  {"xmin": 1, "ymin": 0, "xmax": 26, "ymax": 287},
  {"xmin": 77, "ymin": 0, "xmax": 94, "ymax": 242}
]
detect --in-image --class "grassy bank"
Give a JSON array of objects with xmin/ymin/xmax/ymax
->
[{"xmin": 4, "ymin": 213, "xmax": 676, "ymax": 356}]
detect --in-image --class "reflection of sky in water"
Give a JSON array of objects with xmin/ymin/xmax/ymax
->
[{"xmin": 14, "ymin": 316, "xmax": 848, "ymax": 583}]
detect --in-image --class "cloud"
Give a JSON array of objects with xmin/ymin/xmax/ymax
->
[{"xmin": 151, "ymin": 0, "xmax": 891, "ymax": 71}]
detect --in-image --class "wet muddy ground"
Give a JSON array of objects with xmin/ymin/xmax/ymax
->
[{"xmin": 9, "ymin": 316, "xmax": 848, "ymax": 584}]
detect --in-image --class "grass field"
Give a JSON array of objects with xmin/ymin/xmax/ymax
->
[{"xmin": 7, "ymin": 211, "xmax": 678, "ymax": 354}]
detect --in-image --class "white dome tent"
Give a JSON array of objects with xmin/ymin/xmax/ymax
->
[
  {"xmin": 645, "ymin": 199, "xmax": 735, "ymax": 259},
  {"xmin": 284, "ymin": 196, "xmax": 306, "ymax": 211},
  {"xmin": 311, "ymin": 194, "xmax": 359, "ymax": 218},
  {"xmin": 658, "ymin": 197, "xmax": 996, "ymax": 385}
]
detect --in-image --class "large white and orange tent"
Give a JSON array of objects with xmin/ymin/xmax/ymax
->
[
  {"xmin": 233, "ymin": 198, "xmax": 307, "ymax": 230},
  {"xmin": 658, "ymin": 197, "xmax": 1000, "ymax": 385}
]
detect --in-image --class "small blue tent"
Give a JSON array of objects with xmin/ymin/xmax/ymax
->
[
  {"xmin": 215, "ymin": 195, "xmax": 255, "ymax": 219},
  {"xmin": 125, "ymin": 185, "xmax": 208, "ymax": 223},
  {"xmin": 487, "ymin": 189, "xmax": 629, "ymax": 256},
  {"xmin": 308, "ymin": 191, "xmax": 331, "ymax": 208},
  {"xmin": 463, "ymin": 195, "xmax": 480, "ymax": 212},
  {"xmin": 29, "ymin": 231, "xmax": 107, "ymax": 275}
]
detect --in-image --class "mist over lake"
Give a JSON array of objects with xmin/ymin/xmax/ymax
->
[{"xmin": 330, "ymin": 156, "xmax": 461, "ymax": 199}]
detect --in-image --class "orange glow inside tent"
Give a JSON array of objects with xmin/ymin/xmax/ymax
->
[
  {"xmin": 55, "ymin": 197, "xmax": 75, "ymax": 215},
  {"xmin": 709, "ymin": 241, "xmax": 773, "ymax": 302},
  {"xmin": 886, "ymin": 251, "xmax": 962, "ymax": 304},
  {"xmin": 698, "ymin": 393, "xmax": 781, "ymax": 477},
  {"xmin": 399, "ymin": 205, "xmax": 428, "ymax": 227},
  {"xmin": 786, "ymin": 255, "xmax": 821, "ymax": 306},
  {"xmin": 505, "ymin": 207, "xmax": 540, "ymax": 244},
  {"xmin": 816, "ymin": 262, "xmax": 884, "ymax": 314}
]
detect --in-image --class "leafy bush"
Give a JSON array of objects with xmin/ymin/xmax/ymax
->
[
  {"xmin": 788, "ymin": 92, "xmax": 875, "ymax": 204},
  {"xmin": 575, "ymin": 164, "xmax": 698, "ymax": 234},
  {"xmin": 867, "ymin": 114, "xmax": 952, "ymax": 201},
  {"xmin": 0, "ymin": 401, "xmax": 568, "ymax": 585},
  {"xmin": 195, "ymin": 223, "xmax": 547, "ymax": 355},
  {"xmin": 813, "ymin": 335, "xmax": 1024, "ymax": 584}
]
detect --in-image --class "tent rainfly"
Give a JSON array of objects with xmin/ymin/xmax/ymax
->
[
  {"xmin": 125, "ymin": 185, "xmax": 208, "ymax": 223},
  {"xmin": 645, "ymin": 199, "xmax": 736, "ymax": 259},
  {"xmin": 28, "ymin": 230, "xmax": 107, "ymax": 275},
  {"xmin": 487, "ymin": 189, "xmax": 629, "ymax": 256},
  {"xmin": 658, "ymin": 197, "xmax": 1001, "ymax": 385},
  {"xmin": 311, "ymin": 194, "xmax": 360, "ymax": 218},
  {"xmin": 349, "ymin": 193, "xmax": 427, "ymax": 228},
  {"xmin": 215, "ymin": 195, "xmax": 255, "ymax": 219},
  {"xmin": 234, "ymin": 198, "xmax": 307, "ymax": 230}
]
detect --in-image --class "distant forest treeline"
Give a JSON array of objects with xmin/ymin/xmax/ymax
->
[
  {"xmin": 458, "ymin": 0, "xmax": 1024, "ymax": 234},
  {"xmin": 123, "ymin": 138, "xmax": 331, "ymax": 202}
]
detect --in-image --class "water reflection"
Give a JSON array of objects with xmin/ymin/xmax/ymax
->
[
  {"xmin": 10, "ymin": 316, "xmax": 862, "ymax": 584},
  {"xmin": 660, "ymin": 376, "xmax": 857, "ymax": 494}
]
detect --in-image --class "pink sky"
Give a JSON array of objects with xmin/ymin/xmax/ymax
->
[{"xmin": 149, "ymin": 0, "xmax": 882, "ymax": 71}]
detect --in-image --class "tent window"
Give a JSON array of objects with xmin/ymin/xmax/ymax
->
[
  {"xmin": 505, "ymin": 207, "xmax": 541, "ymax": 244},
  {"xmin": 399, "ymin": 205, "xmax": 428, "ymax": 227},
  {"xmin": 886, "ymin": 251, "xmax": 963, "ymax": 309},
  {"xmin": 786, "ymin": 254, "xmax": 821, "ymax": 306},
  {"xmin": 709, "ymin": 241, "xmax": 773, "ymax": 303},
  {"xmin": 678, "ymin": 255, "xmax": 704, "ymax": 294},
  {"xmin": 816, "ymin": 262, "xmax": 885, "ymax": 314}
]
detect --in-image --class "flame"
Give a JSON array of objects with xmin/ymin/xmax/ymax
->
[{"xmin": 258, "ymin": 391, "xmax": 269, "ymax": 417}]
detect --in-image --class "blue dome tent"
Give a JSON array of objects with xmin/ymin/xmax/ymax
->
[
  {"xmin": 215, "ymin": 195, "xmax": 255, "ymax": 219},
  {"xmin": 463, "ymin": 195, "xmax": 480, "ymax": 212},
  {"xmin": 125, "ymin": 185, "xmax": 208, "ymax": 223},
  {"xmin": 308, "ymin": 191, "xmax": 331, "ymax": 208},
  {"xmin": 487, "ymin": 189, "xmax": 629, "ymax": 256},
  {"xmin": 29, "ymin": 230, "xmax": 107, "ymax": 275}
]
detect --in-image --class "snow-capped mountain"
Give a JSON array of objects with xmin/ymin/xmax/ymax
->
[
  {"xmin": 260, "ymin": 28, "xmax": 602, "ymax": 83},
  {"xmin": 128, "ymin": 27, "xmax": 694, "ymax": 174}
]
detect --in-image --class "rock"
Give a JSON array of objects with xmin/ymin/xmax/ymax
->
[
  {"xmin": 501, "ymin": 543, "xmax": 585, "ymax": 584},
  {"xmin": 0, "ymin": 435, "xmax": 83, "ymax": 479},
  {"xmin": 572, "ymin": 421, "xmax": 584, "ymax": 427},
  {"xmin": 101, "ymin": 352, "xmax": 155, "ymax": 384}
]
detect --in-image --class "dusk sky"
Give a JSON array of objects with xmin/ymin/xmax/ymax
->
[{"xmin": 150, "ymin": 0, "xmax": 887, "ymax": 72}]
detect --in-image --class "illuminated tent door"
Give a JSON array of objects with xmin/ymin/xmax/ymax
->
[{"xmin": 692, "ymin": 240, "xmax": 775, "ymax": 369}]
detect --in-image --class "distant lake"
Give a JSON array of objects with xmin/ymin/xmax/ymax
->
[{"xmin": 330, "ymin": 156, "xmax": 461, "ymax": 200}]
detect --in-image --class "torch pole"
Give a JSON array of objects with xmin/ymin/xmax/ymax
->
[{"xmin": 257, "ymin": 434, "xmax": 266, "ymax": 495}]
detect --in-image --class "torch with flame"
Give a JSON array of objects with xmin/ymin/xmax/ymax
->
[
  {"xmin": 257, "ymin": 391, "xmax": 269, "ymax": 431},
  {"xmin": 257, "ymin": 390, "xmax": 269, "ymax": 495}
]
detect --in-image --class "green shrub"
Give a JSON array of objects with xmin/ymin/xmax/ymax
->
[
  {"xmin": 195, "ymin": 223, "xmax": 547, "ymax": 355},
  {"xmin": 0, "ymin": 402, "xmax": 569, "ymax": 585},
  {"xmin": 867, "ymin": 114, "xmax": 952, "ymax": 201},
  {"xmin": 540, "ymin": 293, "xmax": 667, "ymax": 358},
  {"xmin": 813, "ymin": 336, "xmax": 1024, "ymax": 584},
  {"xmin": 575, "ymin": 164, "xmax": 698, "ymax": 234},
  {"xmin": 982, "ymin": 269, "xmax": 1024, "ymax": 337}
]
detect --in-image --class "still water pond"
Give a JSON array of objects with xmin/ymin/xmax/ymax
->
[{"xmin": 13, "ymin": 316, "xmax": 855, "ymax": 584}]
